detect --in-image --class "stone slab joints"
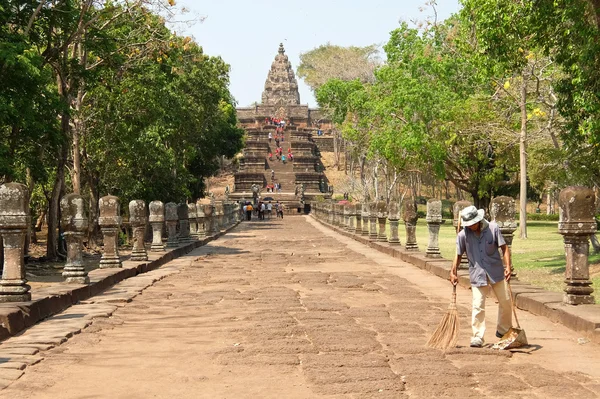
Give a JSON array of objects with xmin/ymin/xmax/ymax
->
[
  {"xmin": 0, "ymin": 220, "xmax": 241, "ymax": 342},
  {"xmin": 310, "ymin": 213, "xmax": 600, "ymax": 344}
]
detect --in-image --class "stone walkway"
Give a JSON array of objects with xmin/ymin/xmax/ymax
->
[{"xmin": 1, "ymin": 216, "xmax": 600, "ymax": 398}]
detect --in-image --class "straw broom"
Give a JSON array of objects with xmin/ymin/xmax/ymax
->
[
  {"xmin": 426, "ymin": 216, "xmax": 463, "ymax": 350},
  {"xmin": 426, "ymin": 284, "xmax": 460, "ymax": 350}
]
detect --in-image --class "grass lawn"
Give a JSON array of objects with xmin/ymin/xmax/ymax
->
[{"xmin": 390, "ymin": 219, "xmax": 600, "ymax": 303}]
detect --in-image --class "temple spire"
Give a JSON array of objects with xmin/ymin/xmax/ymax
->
[{"xmin": 261, "ymin": 43, "xmax": 301, "ymax": 106}]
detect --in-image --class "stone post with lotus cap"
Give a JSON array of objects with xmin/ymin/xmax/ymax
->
[
  {"xmin": 61, "ymin": 193, "xmax": 89, "ymax": 283},
  {"xmin": 196, "ymin": 202, "xmax": 206, "ymax": 237},
  {"xmin": 165, "ymin": 202, "xmax": 179, "ymax": 248},
  {"xmin": 388, "ymin": 201, "xmax": 401, "ymax": 245},
  {"xmin": 149, "ymin": 201, "xmax": 165, "ymax": 252},
  {"xmin": 354, "ymin": 203, "xmax": 362, "ymax": 234},
  {"xmin": 0, "ymin": 183, "xmax": 31, "ymax": 302},
  {"xmin": 129, "ymin": 200, "xmax": 148, "ymax": 261},
  {"xmin": 425, "ymin": 199, "xmax": 442, "ymax": 258},
  {"xmin": 368, "ymin": 202, "xmax": 378, "ymax": 241},
  {"xmin": 188, "ymin": 203, "xmax": 198, "ymax": 238},
  {"xmin": 490, "ymin": 196, "xmax": 517, "ymax": 277},
  {"xmin": 453, "ymin": 200, "xmax": 472, "ymax": 269},
  {"xmin": 558, "ymin": 186, "xmax": 596, "ymax": 305},
  {"xmin": 361, "ymin": 203, "xmax": 370, "ymax": 236},
  {"xmin": 376, "ymin": 201, "xmax": 388, "ymax": 242},
  {"xmin": 177, "ymin": 203, "xmax": 191, "ymax": 242},
  {"xmin": 403, "ymin": 198, "xmax": 419, "ymax": 251},
  {"xmin": 98, "ymin": 195, "xmax": 122, "ymax": 268}
]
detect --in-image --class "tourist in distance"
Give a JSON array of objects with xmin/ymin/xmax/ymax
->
[
  {"xmin": 260, "ymin": 202, "xmax": 266, "ymax": 220},
  {"xmin": 244, "ymin": 202, "xmax": 253, "ymax": 221},
  {"xmin": 267, "ymin": 201, "xmax": 273, "ymax": 219},
  {"xmin": 449, "ymin": 205, "xmax": 513, "ymax": 348},
  {"xmin": 268, "ymin": 131, "xmax": 272, "ymax": 142},
  {"xmin": 281, "ymin": 154, "xmax": 286, "ymax": 164}
]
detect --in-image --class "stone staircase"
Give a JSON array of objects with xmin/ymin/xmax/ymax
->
[{"xmin": 232, "ymin": 125, "xmax": 330, "ymax": 212}]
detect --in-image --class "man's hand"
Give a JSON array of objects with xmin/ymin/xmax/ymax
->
[
  {"xmin": 450, "ymin": 271, "xmax": 458, "ymax": 286},
  {"xmin": 504, "ymin": 267, "xmax": 512, "ymax": 282}
]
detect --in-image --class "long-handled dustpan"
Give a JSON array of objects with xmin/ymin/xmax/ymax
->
[{"xmin": 492, "ymin": 282, "xmax": 528, "ymax": 350}]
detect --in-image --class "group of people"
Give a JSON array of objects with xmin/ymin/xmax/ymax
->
[
  {"xmin": 265, "ymin": 183, "xmax": 282, "ymax": 193},
  {"xmin": 271, "ymin": 146, "xmax": 293, "ymax": 163},
  {"xmin": 265, "ymin": 117, "xmax": 286, "ymax": 127},
  {"xmin": 241, "ymin": 201, "xmax": 284, "ymax": 220}
]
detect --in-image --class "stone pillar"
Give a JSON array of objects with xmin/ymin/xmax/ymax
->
[
  {"xmin": 177, "ymin": 203, "xmax": 191, "ymax": 242},
  {"xmin": 149, "ymin": 201, "xmax": 165, "ymax": 252},
  {"xmin": 354, "ymin": 203, "xmax": 362, "ymax": 234},
  {"xmin": 558, "ymin": 186, "xmax": 596, "ymax": 305},
  {"xmin": 376, "ymin": 201, "xmax": 388, "ymax": 242},
  {"xmin": 196, "ymin": 202, "xmax": 206, "ymax": 237},
  {"xmin": 327, "ymin": 202, "xmax": 334, "ymax": 225},
  {"xmin": 348, "ymin": 204, "xmax": 356, "ymax": 232},
  {"xmin": 165, "ymin": 202, "xmax": 179, "ymax": 247},
  {"xmin": 368, "ymin": 202, "xmax": 378, "ymax": 241},
  {"xmin": 188, "ymin": 203, "xmax": 198, "ymax": 238},
  {"xmin": 60, "ymin": 194, "xmax": 89, "ymax": 284},
  {"xmin": 453, "ymin": 200, "xmax": 472, "ymax": 269},
  {"xmin": 0, "ymin": 183, "xmax": 31, "ymax": 302},
  {"xmin": 425, "ymin": 199, "xmax": 442, "ymax": 258},
  {"xmin": 361, "ymin": 203, "xmax": 370, "ymax": 236},
  {"xmin": 129, "ymin": 200, "xmax": 148, "ymax": 261},
  {"xmin": 403, "ymin": 198, "xmax": 419, "ymax": 251},
  {"xmin": 98, "ymin": 195, "xmax": 122, "ymax": 268},
  {"xmin": 388, "ymin": 201, "xmax": 401, "ymax": 245},
  {"xmin": 204, "ymin": 204, "xmax": 216, "ymax": 235},
  {"xmin": 490, "ymin": 196, "xmax": 517, "ymax": 276},
  {"xmin": 343, "ymin": 204, "xmax": 351, "ymax": 230},
  {"xmin": 216, "ymin": 202, "xmax": 224, "ymax": 231}
]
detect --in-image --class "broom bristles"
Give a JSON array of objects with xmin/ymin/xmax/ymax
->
[
  {"xmin": 426, "ymin": 309, "xmax": 460, "ymax": 350},
  {"xmin": 426, "ymin": 287, "xmax": 460, "ymax": 350}
]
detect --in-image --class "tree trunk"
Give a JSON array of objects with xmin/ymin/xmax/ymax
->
[
  {"xmin": 591, "ymin": 234, "xmax": 600, "ymax": 254},
  {"xmin": 519, "ymin": 72, "xmax": 528, "ymax": 239},
  {"xmin": 46, "ymin": 140, "xmax": 67, "ymax": 260}
]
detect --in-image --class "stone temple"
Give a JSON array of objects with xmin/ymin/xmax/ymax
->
[{"xmin": 231, "ymin": 43, "xmax": 333, "ymax": 213}]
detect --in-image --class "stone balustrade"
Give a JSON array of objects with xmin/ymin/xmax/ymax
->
[
  {"xmin": 310, "ymin": 191, "xmax": 597, "ymax": 310},
  {"xmin": 0, "ymin": 184, "xmax": 238, "ymax": 301}
]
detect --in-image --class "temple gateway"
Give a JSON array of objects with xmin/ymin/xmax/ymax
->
[{"xmin": 231, "ymin": 44, "xmax": 333, "ymax": 212}]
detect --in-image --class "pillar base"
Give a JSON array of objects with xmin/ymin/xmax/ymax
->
[
  {"xmin": 151, "ymin": 244, "xmax": 166, "ymax": 252},
  {"xmin": 166, "ymin": 240, "xmax": 179, "ymax": 248},
  {"xmin": 388, "ymin": 239, "xmax": 401, "ymax": 245},
  {"xmin": 0, "ymin": 282, "xmax": 31, "ymax": 302},
  {"xmin": 99, "ymin": 256, "xmax": 122, "ymax": 268},
  {"xmin": 130, "ymin": 254, "xmax": 148, "ymax": 262},
  {"xmin": 405, "ymin": 244, "xmax": 419, "ymax": 251},
  {"xmin": 564, "ymin": 294, "xmax": 595, "ymax": 305},
  {"xmin": 64, "ymin": 275, "xmax": 90, "ymax": 284},
  {"xmin": 425, "ymin": 251, "xmax": 442, "ymax": 258},
  {"xmin": 63, "ymin": 264, "xmax": 89, "ymax": 284}
]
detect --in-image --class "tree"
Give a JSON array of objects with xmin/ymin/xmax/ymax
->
[{"xmin": 297, "ymin": 43, "xmax": 381, "ymax": 92}]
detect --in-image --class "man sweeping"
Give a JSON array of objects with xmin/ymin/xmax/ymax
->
[{"xmin": 449, "ymin": 205, "xmax": 513, "ymax": 348}]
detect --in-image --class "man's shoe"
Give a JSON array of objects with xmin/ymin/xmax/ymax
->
[
  {"xmin": 470, "ymin": 337, "xmax": 484, "ymax": 348},
  {"xmin": 496, "ymin": 331, "xmax": 504, "ymax": 339}
]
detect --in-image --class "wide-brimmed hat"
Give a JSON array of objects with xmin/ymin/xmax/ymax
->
[{"xmin": 460, "ymin": 205, "xmax": 485, "ymax": 227}]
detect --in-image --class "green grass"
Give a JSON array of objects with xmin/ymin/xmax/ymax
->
[{"xmin": 353, "ymin": 217, "xmax": 600, "ymax": 303}]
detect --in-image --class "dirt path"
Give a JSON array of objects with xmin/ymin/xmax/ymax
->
[{"xmin": 2, "ymin": 216, "xmax": 600, "ymax": 398}]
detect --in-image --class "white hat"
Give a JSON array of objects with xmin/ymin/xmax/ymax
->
[{"xmin": 460, "ymin": 205, "xmax": 485, "ymax": 227}]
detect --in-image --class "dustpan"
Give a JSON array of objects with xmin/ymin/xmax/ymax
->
[{"xmin": 492, "ymin": 282, "xmax": 528, "ymax": 350}]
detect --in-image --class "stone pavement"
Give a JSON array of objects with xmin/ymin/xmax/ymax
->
[{"xmin": 1, "ymin": 217, "xmax": 600, "ymax": 398}]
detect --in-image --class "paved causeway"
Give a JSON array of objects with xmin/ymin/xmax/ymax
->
[{"xmin": 2, "ymin": 216, "xmax": 600, "ymax": 398}]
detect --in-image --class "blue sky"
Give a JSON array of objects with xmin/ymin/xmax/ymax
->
[{"xmin": 176, "ymin": 0, "xmax": 461, "ymax": 107}]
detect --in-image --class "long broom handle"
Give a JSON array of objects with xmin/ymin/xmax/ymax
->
[{"xmin": 507, "ymin": 281, "xmax": 521, "ymax": 329}]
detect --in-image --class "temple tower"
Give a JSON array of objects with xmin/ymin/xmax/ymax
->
[{"xmin": 261, "ymin": 43, "xmax": 301, "ymax": 106}]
